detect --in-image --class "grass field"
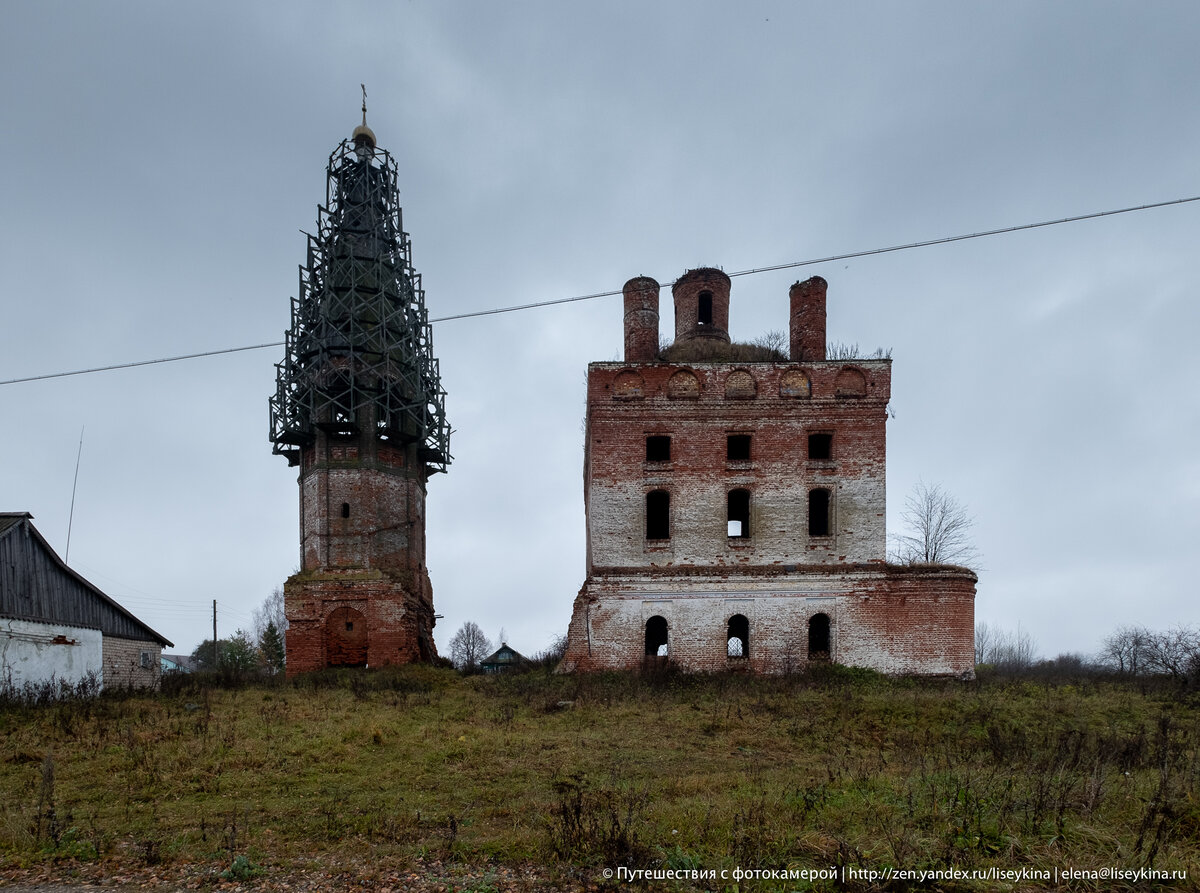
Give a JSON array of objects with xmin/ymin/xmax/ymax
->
[{"xmin": 1, "ymin": 666, "xmax": 1197, "ymax": 890}]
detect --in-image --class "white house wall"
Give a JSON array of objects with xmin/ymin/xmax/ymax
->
[{"xmin": 0, "ymin": 617, "xmax": 102, "ymax": 693}]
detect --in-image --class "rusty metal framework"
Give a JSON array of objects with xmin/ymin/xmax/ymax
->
[{"xmin": 270, "ymin": 138, "xmax": 450, "ymax": 472}]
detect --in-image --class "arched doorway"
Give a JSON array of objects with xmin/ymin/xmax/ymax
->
[
  {"xmin": 325, "ymin": 605, "xmax": 368, "ymax": 667},
  {"xmin": 644, "ymin": 615, "xmax": 669, "ymax": 657},
  {"xmin": 808, "ymin": 612, "xmax": 831, "ymax": 661},
  {"xmin": 644, "ymin": 615, "xmax": 669, "ymax": 671}
]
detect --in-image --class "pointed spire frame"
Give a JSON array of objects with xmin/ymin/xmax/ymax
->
[{"xmin": 270, "ymin": 137, "xmax": 450, "ymax": 473}]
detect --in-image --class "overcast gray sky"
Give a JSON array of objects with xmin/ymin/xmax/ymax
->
[{"xmin": 2, "ymin": 1, "xmax": 1197, "ymax": 661}]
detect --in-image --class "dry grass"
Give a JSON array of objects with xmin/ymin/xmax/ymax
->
[{"xmin": 1, "ymin": 666, "xmax": 1198, "ymax": 889}]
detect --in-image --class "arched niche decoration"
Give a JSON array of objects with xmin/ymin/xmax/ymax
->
[
  {"xmin": 779, "ymin": 367, "xmax": 812, "ymax": 398},
  {"xmin": 834, "ymin": 366, "xmax": 867, "ymax": 397},
  {"xmin": 613, "ymin": 370, "xmax": 645, "ymax": 400},
  {"xmin": 666, "ymin": 369, "xmax": 701, "ymax": 399},
  {"xmin": 724, "ymin": 369, "xmax": 757, "ymax": 400}
]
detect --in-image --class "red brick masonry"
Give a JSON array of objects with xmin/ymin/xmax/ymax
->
[{"xmin": 562, "ymin": 271, "xmax": 976, "ymax": 676}]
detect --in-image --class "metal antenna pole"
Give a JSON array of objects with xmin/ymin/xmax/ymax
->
[{"xmin": 65, "ymin": 427, "xmax": 84, "ymax": 563}]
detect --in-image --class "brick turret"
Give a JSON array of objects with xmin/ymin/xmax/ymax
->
[
  {"xmin": 672, "ymin": 267, "xmax": 731, "ymax": 347},
  {"xmin": 623, "ymin": 276, "xmax": 660, "ymax": 362},
  {"xmin": 789, "ymin": 276, "xmax": 827, "ymax": 361}
]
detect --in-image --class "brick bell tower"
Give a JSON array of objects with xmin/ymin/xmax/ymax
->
[{"xmin": 269, "ymin": 102, "xmax": 451, "ymax": 675}]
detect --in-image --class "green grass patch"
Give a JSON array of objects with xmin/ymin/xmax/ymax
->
[{"xmin": 1, "ymin": 667, "xmax": 1197, "ymax": 888}]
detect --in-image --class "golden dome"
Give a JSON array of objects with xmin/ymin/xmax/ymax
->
[{"xmin": 352, "ymin": 123, "xmax": 376, "ymax": 149}]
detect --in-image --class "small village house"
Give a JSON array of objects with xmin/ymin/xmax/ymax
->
[{"xmin": 0, "ymin": 513, "xmax": 172, "ymax": 694}]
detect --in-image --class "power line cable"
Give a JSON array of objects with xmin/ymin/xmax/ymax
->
[
  {"xmin": 430, "ymin": 193, "xmax": 1200, "ymax": 320},
  {"xmin": 2, "ymin": 193, "xmax": 1196, "ymax": 388},
  {"xmin": 0, "ymin": 342, "xmax": 282, "ymax": 387}
]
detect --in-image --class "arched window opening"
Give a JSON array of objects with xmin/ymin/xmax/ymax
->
[
  {"xmin": 727, "ymin": 614, "xmax": 749, "ymax": 658},
  {"xmin": 727, "ymin": 489, "xmax": 751, "ymax": 538},
  {"xmin": 698, "ymin": 291, "xmax": 713, "ymax": 326},
  {"xmin": 808, "ymin": 488, "xmax": 831, "ymax": 537},
  {"xmin": 808, "ymin": 613, "xmax": 831, "ymax": 660},
  {"xmin": 645, "ymin": 615, "xmax": 669, "ymax": 657},
  {"xmin": 341, "ymin": 502, "xmax": 351, "ymax": 518},
  {"xmin": 646, "ymin": 490, "xmax": 670, "ymax": 540}
]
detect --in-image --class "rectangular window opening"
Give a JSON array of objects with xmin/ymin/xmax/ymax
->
[
  {"xmin": 809, "ymin": 489, "xmax": 831, "ymax": 537},
  {"xmin": 727, "ymin": 434, "xmax": 751, "ymax": 462},
  {"xmin": 646, "ymin": 490, "xmax": 671, "ymax": 540},
  {"xmin": 727, "ymin": 489, "xmax": 751, "ymax": 539},
  {"xmin": 808, "ymin": 432, "xmax": 833, "ymax": 461},
  {"xmin": 646, "ymin": 435, "xmax": 671, "ymax": 462}
]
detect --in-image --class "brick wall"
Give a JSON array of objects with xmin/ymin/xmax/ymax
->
[
  {"xmin": 563, "ymin": 271, "xmax": 976, "ymax": 678},
  {"xmin": 102, "ymin": 636, "xmax": 162, "ymax": 690},
  {"xmin": 285, "ymin": 424, "xmax": 439, "ymax": 675},
  {"xmin": 284, "ymin": 567, "xmax": 437, "ymax": 675},
  {"xmin": 562, "ymin": 566, "xmax": 976, "ymax": 676},
  {"xmin": 585, "ymin": 359, "xmax": 891, "ymax": 569},
  {"xmin": 298, "ymin": 433, "xmax": 427, "ymax": 573}
]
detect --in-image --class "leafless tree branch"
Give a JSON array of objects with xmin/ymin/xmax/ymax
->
[{"xmin": 890, "ymin": 481, "xmax": 981, "ymax": 568}]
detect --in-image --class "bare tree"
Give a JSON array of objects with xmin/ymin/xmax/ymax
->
[
  {"xmin": 993, "ymin": 626, "xmax": 1038, "ymax": 672},
  {"xmin": 751, "ymin": 330, "xmax": 788, "ymax": 359},
  {"xmin": 974, "ymin": 621, "xmax": 996, "ymax": 666},
  {"xmin": 253, "ymin": 586, "xmax": 288, "ymax": 645},
  {"xmin": 448, "ymin": 621, "xmax": 492, "ymax": 672},
  {"xmin": 1099, "ymin": 624, "xmax": 1150, "ymax": 676},
  {"xmin": 1143, "ymin": 626, "xmax": 1200, "ymax": 679},
  {"xmin": 826, "ymin": 341, "xmax": 861, "ymax": 360},
  {"xmin": 825, "ymin": 341, "xmax": 891, "ymax": 360},
  {"xmin": 533, "ymin": 633, "xmax": 568, "ymax": 666},
  {"xmin": 975, "ymin": 622, "xmax": 1039, "ymax": 671},
  {"xmin": 1099, "ymin": 624, "xmax": 1200, "ymax": 678},
  {"xmin": 890, "ymin": 481, "xmax": 981, "ymax": 568}
]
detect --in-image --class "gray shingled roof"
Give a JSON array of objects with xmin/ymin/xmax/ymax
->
[{"xmin": 0, "ymin": 512, "xmax": 172, "ymax": 647}]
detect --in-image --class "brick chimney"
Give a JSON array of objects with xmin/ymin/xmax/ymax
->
[
  {"xmin": 622, "ymin": 276, "xmax": 660, "ymax": 362},
  {"xmin": 789, "ymin": 276, "xmax": 827, "ymax": 361}
]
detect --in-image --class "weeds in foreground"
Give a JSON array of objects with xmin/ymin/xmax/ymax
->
[
  {"xmin": 547, "ymin": 772, "xmax": 650, "ymax": 865},
  {"xmin": 0, "ymin": 667, "xmax": 1197, "ymax": 885}
]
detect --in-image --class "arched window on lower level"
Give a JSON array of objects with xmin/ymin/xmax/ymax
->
[
  {"xmin": 645, "ymin": 615, "xmax": 669, "ymax": 657},
  {"xmin": 727, "ymin": 614, "xmax": 749, "ymax": 658},
  {"xmin": 808, "ymin": 613, "xmax": 831, "ymax": 660}
]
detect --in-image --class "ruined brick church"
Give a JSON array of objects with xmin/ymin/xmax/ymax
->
[
  {"xmin": 269, "ymin": 113, "xmax": 450, "ymax": 675},
  {"xmin": 561, "ymin": 269, "xmax": 977, "ymax": 675}
]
